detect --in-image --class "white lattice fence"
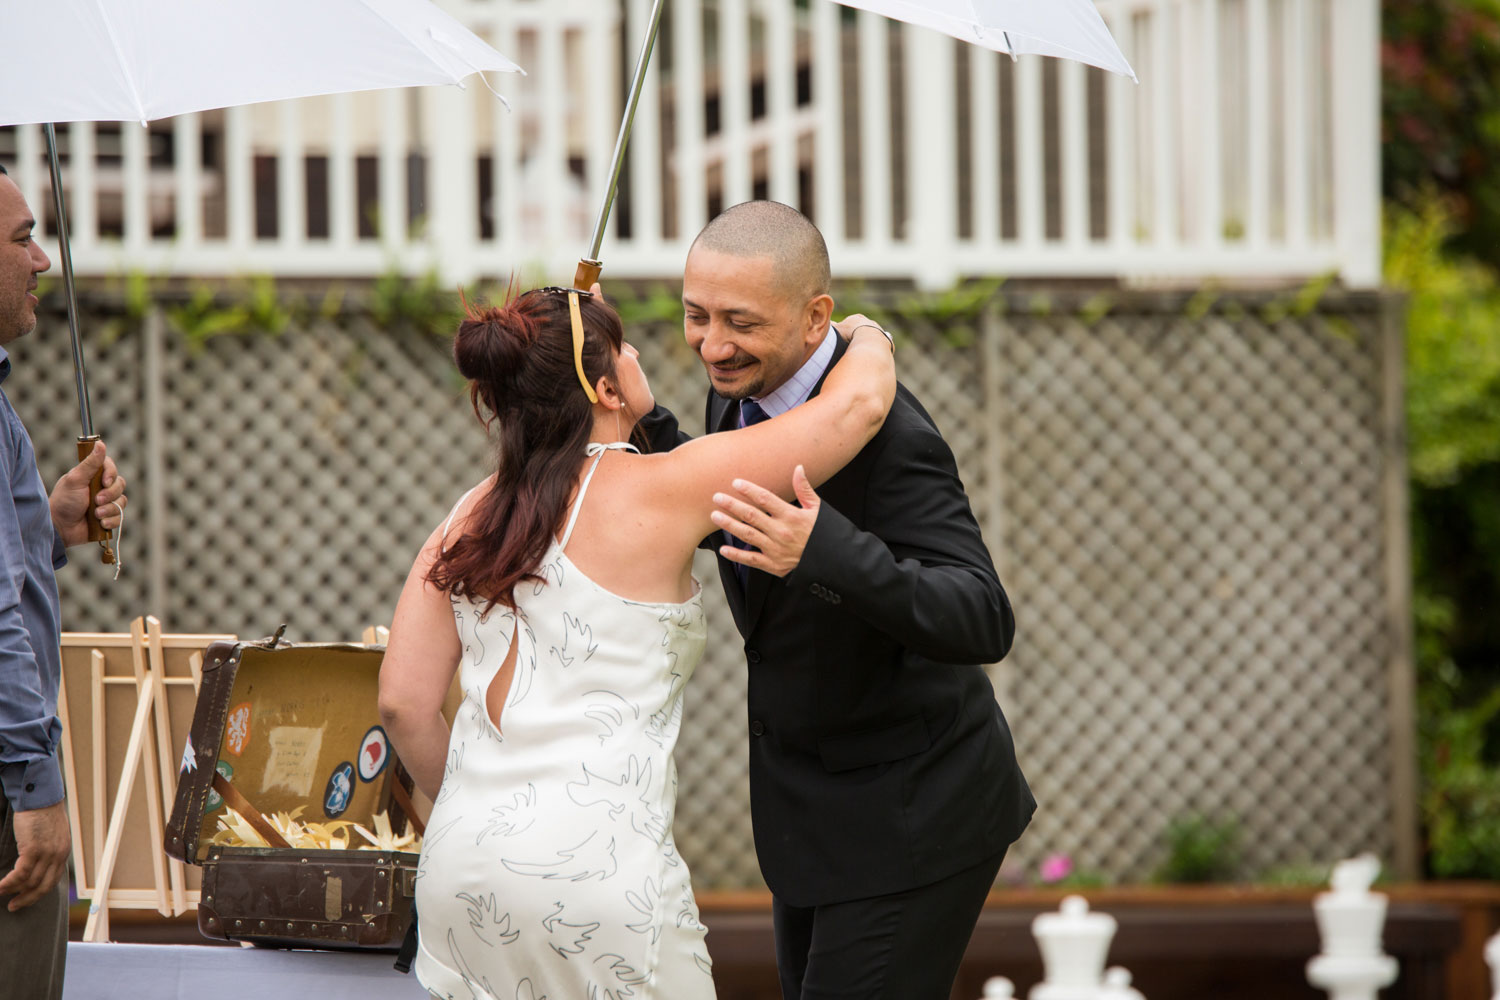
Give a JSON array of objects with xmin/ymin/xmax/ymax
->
[{"xmin": 5, "ymin": 290, "xmax": 1408, "ymax": 888}]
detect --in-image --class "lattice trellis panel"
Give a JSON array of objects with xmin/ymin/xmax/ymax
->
[
  {"xmin": 995, "ymin": 300, "xmax": 1399, "ymax": 882},
  {"xmin": 6, "ymin": 292, "xmax": 1405, "ymax": 889}
]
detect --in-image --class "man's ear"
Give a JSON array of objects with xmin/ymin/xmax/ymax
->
[{"xmin": 806, "ymin": 293, "xmax": 834, "ymax": 341}]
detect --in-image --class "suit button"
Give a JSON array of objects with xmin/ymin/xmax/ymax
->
[
  {"xmin": 746, "ymin": 649, "xmax": 762, "ymax": 664},
  {"xmin": 810, "ymin": 583, "xmax": 823, "ymax": 597},
  {"xmin": 750, "ymin": 720, "xmax": 765, "ymax": 736}
]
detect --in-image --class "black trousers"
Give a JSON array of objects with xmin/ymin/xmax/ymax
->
[
  {"xmin": 772, "ymin": 847, "xmax": 1006, "ymax": 1000},
  {"xmin": 0, "ymin": 795, "xmax": 68, "ymax": 1000}
]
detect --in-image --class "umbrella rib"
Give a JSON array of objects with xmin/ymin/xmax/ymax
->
[{"xmin": 91, "ymin": 0, "xmax": 149, "ymax": 124}]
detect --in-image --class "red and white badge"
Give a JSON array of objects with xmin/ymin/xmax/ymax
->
[
  {"xmin": 358, "ymin": 725, "xmax": 389, "ymax": 782},
  {"xmin": 226, "ymin": 703, "xmax": 253, "ymax": 756}
]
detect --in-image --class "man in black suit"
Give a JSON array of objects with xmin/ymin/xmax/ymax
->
[{"xmin": 641, "ymin": 201, "xmax": 1033, "ymax": 999}]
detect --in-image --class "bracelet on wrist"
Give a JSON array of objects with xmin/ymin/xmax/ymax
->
[{"xmin": 852, "ymin": 323, "xmax": 894, "ymax": 348}]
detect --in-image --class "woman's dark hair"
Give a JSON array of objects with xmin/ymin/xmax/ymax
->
[{"xmin": 427, "ymin": 285, "xmax": 624, "ymax": 612}]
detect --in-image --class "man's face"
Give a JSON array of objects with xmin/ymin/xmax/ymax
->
[
  {"xmin": 0, "ymin": 176, "xmax": 50, "ymax": 347},
  {"xmin": 682, "ymin": 247, "xmax": 829, "ymax": 401}
]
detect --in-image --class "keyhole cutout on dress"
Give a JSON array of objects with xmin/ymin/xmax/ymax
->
[{"xmin": 486, "ymin": 619, "xmax": 519, "ymax": 734}]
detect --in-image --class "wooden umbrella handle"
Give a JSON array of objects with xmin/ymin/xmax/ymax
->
[
  {"xmin": 574, "ymin": 259, "xmax": 602, "ymax": 292},
  {"xmin": 76, "ymin": 436, "xmax": 114, "ymax": 563}
]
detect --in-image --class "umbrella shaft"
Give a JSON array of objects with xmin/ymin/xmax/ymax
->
[
  {"xmin": 43, "ymin": 124, "xmax": 93, "ymax": 438},
  {"xmin": 587, "ymin": 0, "xmax": 669, "ymax": 262}
]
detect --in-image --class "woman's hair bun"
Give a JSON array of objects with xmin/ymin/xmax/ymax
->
[{"xmin": 453, "ymin": 296, "xmax": 537, "ymax": 401}]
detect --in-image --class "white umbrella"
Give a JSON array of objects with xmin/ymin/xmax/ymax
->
[
  {"xmin": 0, "ymin": 0, "xmax": 521, "ymax": 559},
  {"xmin": 575, "ymin": 0, "xmax": 1135, "ymax": 289},
  {"xmin": 3, "ymin": 0, "xmax": 521, "ymax": 127},
  {"xmin": 835, "ymin": 0, "xmax": 1136, "ymax": 80}
]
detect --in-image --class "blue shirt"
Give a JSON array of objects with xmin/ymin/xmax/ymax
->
[
  {"xmin": 750, "ymin": 324, "xmax": 837, "ymax": 418},
  {"xmin": 0, "ymin": 346, "xmax": 67, "ymax": 812}
]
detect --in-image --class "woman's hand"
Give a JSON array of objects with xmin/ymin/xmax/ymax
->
[{"xmin": 837, "ymin": 313, "xmax": 894, "ymax": 349}]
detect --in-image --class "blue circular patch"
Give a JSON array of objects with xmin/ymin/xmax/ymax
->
[{"xmin": 323, "ymin": 761, "xmax": 355, "ymax": 818}]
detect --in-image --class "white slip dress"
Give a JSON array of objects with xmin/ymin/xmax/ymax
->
[{"xmin": 414, "ymin": 442, "xmax": 716, "ymax": 1000}]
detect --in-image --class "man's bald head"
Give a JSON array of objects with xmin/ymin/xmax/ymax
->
[{"xmin": 689, "ymin": 201, "xmax": 830, "ymax": 303}]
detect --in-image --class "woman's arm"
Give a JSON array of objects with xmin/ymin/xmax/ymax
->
[
  {"xmin": 379, "ymin": 521, "xmax": 462, "ymax": 801},
  {"xmin": 642, "ymin": 324, "xmax": 895, "ymax": 546}
]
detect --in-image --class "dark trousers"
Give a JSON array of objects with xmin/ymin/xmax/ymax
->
[
  {"xmin": 772, "ymin": 847, "xmax": 1006, "ymax": 1000},
  {"xmin": 0, "ymin": 795, "xmax": 68, "ymax": 1000}
]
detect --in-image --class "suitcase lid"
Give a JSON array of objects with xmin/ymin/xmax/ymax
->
[{"xmin": 165, "ymin": 636, "xmax": 416, "ymax": 864}]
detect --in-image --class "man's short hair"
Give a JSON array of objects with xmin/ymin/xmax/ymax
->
[{"xmin": 691, "ymin": 201, "xmax": 831, "ymax": 302}]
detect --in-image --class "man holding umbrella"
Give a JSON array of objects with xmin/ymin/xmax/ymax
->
[{"xmin": 0, "ymin": 162, "xmax": 127, "ymax": 1000}]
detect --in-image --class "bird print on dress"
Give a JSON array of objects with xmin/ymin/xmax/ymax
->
[
  {"xmin": 478, "ymin": 782, "xmax": 539, "ymax": 843},
  {"xmin": 540, "ymin": 900, "xmax": 601, "ymax": 958},
  {"xmin": 624, "ymin": 875, "xmax": 663, "ymax": 945},
  {"xmin": 584, "ymin": 690, "xmax": 641, "ymax": 745},
  {"xmin": 587, "ymin": 953, "xmax": 651, "ymax": 1000},
  {"xmin": 502, "ymin": 830, "xmax": 619, "ymax": 882},
  {"xmin": 551, "ymin": 612, "xmax": 597, "ymax": 669},
  {"xmin": 456, "ymin": 891, "xmax": 522, "ymax": 948},
  {"xmin": 566, "ymin": 756, "xmax": 668, "ymax": 842}
]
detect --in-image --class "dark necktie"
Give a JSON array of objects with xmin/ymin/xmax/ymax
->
[{"xmin": 729, "ymin": 399, "xmax": 770, "ymax": 587}]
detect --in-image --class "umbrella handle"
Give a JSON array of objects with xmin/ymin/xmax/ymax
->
[
  {"xmin": 76, "ymin": 436, "xmax": 115, "ymax": 564},
  {"xmin": 574, "ymin": 259, "xmax": 603, "ymax": 292}
]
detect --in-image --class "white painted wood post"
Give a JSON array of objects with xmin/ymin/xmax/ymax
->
[
  {"xmin": 1330, "ymin": 0, "xmax": 1381, "ymax": 287},
  {"xmin": 907, "ymin": 27, "xmax": 958, "ymax": 289},
  {"xmin": 423, "ymin": 81, "xmax": 478, "ymax": 285}
]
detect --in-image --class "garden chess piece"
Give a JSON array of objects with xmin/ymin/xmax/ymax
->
[
  {"xmin": 1030, "ymin": 895, "xmax": 1118, "ymax": 1000},
  {"xmin": 1486, "ymin": 928, "xmax": 1500, "ymax": 1000},
  {"xmin": 1305, "ymin": 854, "xmax": 1398, "ymax": 1000},
  {"xmin": 1098, "ymin": 967, "xmax": 1146, "ymax": 1000},
  {"xmin": 982, "ymin": 977, "xmax": 1017, "ymax": 999}
]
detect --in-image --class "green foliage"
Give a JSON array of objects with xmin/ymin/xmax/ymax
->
[
  {"xmin": 1387, "ymin": 193, "xmax": 1500, "ymax": 879},
  {"xmin": 370, "ymin": 269, "xmax": 463, "ymax": 338},
  {"xmin": 1421, "ymin": 681, "xmax": 1500, "ymax": 877},
  {"xmin": 165, "ymin": 276, "xmax": 290, "ymax": 347},
  {"xmin": 1155, "ymin": 813, "xmax": 1243, "ymax": 884},
  {"xmin": 1383, "ymin": 0, "xmax": 1500, "ymax": 267},
  {"xmin": 1256, "ymin": 861, "xmax": 1335, "ymax": 888},
  {"xmin": 1387, "ymin": 195, "xmax": 1500, "ymax": 485}
]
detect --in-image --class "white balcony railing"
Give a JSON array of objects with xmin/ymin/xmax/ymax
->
[{"xmin": 1, "ymin": 0, "xmax": 1380, "ymax": 289}]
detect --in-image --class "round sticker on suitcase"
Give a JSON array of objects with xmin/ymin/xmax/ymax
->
[
  {"xmin": 205, "ymin": 760, "xmax": 234, "ymax": 813},
  {"xmin": 358, "ymin": 725, "xmax": 389, "ymax": 782},
  {"xmin": 324, "ymin": 761, "xmax": 355, "ymax": 818}
]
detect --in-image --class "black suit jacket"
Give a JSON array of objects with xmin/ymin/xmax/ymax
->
[{"xmin": 641, "ymin": 334, "xmax": 1034, "ymax": 906}]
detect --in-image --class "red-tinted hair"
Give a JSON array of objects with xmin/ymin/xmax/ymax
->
[{"xmin": 427, "ymin": 286, "xmax": 624, "ymax": 612}]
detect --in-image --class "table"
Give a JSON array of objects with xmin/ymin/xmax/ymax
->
[{"xmin": 64, "ymin": 942, "xmax": 431, "ymax": 1000}]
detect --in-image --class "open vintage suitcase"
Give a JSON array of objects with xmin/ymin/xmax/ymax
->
[{"xmin": 164, "ymin": 631, "xmax": 424, "ymax": 950}]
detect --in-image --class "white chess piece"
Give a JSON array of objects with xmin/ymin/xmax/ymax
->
[
  {"xmin": 1098, "ymin": 967, "xmax": 1145, "ymax": 1000},
  {"xmin": 983, "ymin": 976, "xmax": 1017, "ymax": 999},
  {"xmin": 1485, "ymin": 929, "xmax": 1500, "ymax": 1000},
  {"xmin": 1306, "ymin": 854, "xmax": 1398, "ymax": 1000},
  {"xmin": 1030, "ymin": 895, "xmax": 1117, "ymax": 1000}
]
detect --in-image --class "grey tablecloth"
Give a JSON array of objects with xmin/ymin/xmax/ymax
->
[{"xmin": 64, "ymin": 942, "xmax": 431, "ymax": 999}]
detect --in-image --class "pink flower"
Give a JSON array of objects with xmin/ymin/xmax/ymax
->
[{"xmin": 1039, "ymin": 853, "xmax": 1073, "ymax": 884}]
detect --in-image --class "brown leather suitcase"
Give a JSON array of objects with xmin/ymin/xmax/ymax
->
[{"xmin": 164, "ymin": 632, "xmax": 422, "ymax": 950}]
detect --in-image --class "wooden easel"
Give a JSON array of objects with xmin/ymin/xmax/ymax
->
[{"xmin": 58, "ymin": 617, "xmax": 235, "ymax": 941}]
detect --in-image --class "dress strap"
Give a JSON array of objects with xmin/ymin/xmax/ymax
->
[
  {"xmin": 559, "ymin": 442, "xmax": 639, "ymax": 550},
  {"xmin": 441, "ymin": 486, "xmax": 481, "ymax": 542}
]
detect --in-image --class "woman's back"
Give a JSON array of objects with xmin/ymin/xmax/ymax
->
[{"xmin": 413, "ymin": 444, "xmax": 715, "ymax": 998}]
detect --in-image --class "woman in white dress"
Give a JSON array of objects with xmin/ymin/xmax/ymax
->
[{"xmin": 379, "ymin": 284, "xmax": 894, "ymax": 999}]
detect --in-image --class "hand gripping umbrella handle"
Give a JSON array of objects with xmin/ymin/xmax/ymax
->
[
  {"xmin": 77, "ymin": 436, "xmax": 115, "ymax": 563},
  {"xmin": 574, "ymin": 259, "xmax": 603, "ymax": 292}
]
